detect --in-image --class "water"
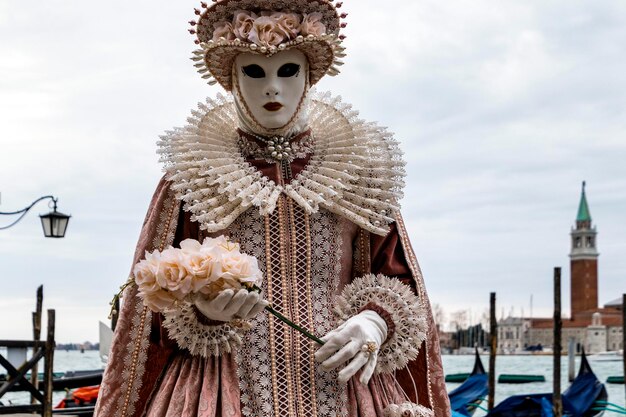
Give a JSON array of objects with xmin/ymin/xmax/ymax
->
[
  {"xmin": 444, "ymin": 354, "xmax": 625, "ymax": 415},
  {"xmin": 1, "ymin": 349, "xmax": 624, "ymax": 411},
  {"xmin": 0, "ymin": 349, "xmax": 104, "ymax": 407}
]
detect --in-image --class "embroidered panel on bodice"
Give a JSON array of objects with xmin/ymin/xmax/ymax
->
[{"xmin": 229, "ymin": 198, "xmax": 348, "ymax": 417}]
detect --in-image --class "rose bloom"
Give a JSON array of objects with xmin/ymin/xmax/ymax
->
[
  {"xmin": 200, "ymin": 235, "xmax": 232, "ymax": 252},
  {"xmin": 249, "ymin": 16, "xmax": 285, "ymax": 46},
  {"xmin": 232, "ymin": 10, "xmax": 257, "ymax": 40},
  {"xmin": 220, "ymin": 252, "xmax": 263, "ymax": 287},
  {"xmin": 181, "ymin": 254, "xmax": 223, "ymax": 293},
  {"xmin": 273, "ymin": 12, "xmax": 301, "ymax": 39},
  {"xmin": 179, "ymin": 238, "xmax": 203, "ymax": 254},
  {"xmin": 300, "ymin": 12, "xmax": 326, "ymax": 37},
  {"xmin": 181, "ymin": 237, "xmax": 248, "ymax": 294},
  {"xmin": 140, "ymin": 289, "xmax": 178, "ymax": 313},
  {"xmin": 133, "ymin": 250, "xmax": 161, "ymax": 295},
  {"xmin": 212, "ymin": 21, "xmax": 236, "ymax": 41},
  {"xmin": 155, "ymin": 247, "xmax": 192, "ymax": 300}
]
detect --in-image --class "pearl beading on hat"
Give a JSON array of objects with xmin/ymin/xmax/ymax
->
[
  {"xmin": 190, "ymin": 0, "xmax": 346, "ymax": 40},
  {"xmin": 188, "ymin": 0, "xmax": 348, "ymax": 89}
]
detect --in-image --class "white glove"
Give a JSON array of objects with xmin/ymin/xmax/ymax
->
[
  {"xmin": 194, "ymin": 289, "xmax": 269, "ymax": 322},
  {"xmin": 314, "ymin": 310, "xmax": 387, "ymax": 385}
]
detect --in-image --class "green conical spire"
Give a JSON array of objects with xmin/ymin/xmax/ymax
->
[{"xmin": 576, "ymin": 181, "xmax": 591, "ymax": 222}]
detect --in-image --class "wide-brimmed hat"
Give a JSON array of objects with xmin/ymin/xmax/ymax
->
[{"xmin": 189, "ymin": 0, "xmax": 347, "ymax": 91}]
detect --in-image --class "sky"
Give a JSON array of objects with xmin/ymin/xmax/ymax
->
[{"xmin": 1, "ymin": 0, "xmax": 625, "ymax": 342}]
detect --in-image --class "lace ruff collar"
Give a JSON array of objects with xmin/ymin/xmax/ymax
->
[{"xmin": 157, "ymin": 91, "xmax": 406, "ymax": 236}]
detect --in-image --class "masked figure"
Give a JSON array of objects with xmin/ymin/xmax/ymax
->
[{"xmin": 95, "ymin": 1, "xmax": 451, "ymax": 416}]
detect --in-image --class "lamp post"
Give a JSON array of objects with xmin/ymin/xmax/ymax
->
[{"xmin": 0, "ymin": 195, "xmax": 71, "ymax": 238}]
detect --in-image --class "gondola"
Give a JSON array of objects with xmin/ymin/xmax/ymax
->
[
  {"xmin": 0, "ymin": 368, "xmax": 103, "ymax": 392},
  {"xmin": 53, "ymin": 385, "xmax": 98, "ymax": 416},
  {"xmin": 486, "ymin": 349, "xmax": 608, "ymax": 417},
  {"xmin": 51, "ymin": 369, "xmax": 103, "ymax": 391},
  {"xmin": 448, "ymin": 348, "xmax": 489, "ymax": 416}
]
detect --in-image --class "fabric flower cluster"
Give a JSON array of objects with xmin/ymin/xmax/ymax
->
[
  {"xmin": 212, "ymin": 10, "xmax": 326, "ymax": 46},
  {"xmin": 134, "ymin": 236, "xmax": 262, "ymax": 312}
]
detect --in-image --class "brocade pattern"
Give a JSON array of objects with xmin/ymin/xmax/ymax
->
[{"xmin": 229, "ymin": 203, "xmax": 347, "ymax": 417}]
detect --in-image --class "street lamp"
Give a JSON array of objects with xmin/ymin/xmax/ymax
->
[{"xmin": 0, "ymin": 195, "xmax": 71, "ymax": 238}]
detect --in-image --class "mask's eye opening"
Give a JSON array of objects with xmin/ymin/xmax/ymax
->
[
  {"xmin": 242, "ymin": 64, "xmax": 266, "ymax": 78},
  {"xmin": 277, "ymin": 63, "xmax": 301, "ymax": 78}
]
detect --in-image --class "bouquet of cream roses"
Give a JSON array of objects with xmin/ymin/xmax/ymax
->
[
  {"xmin": 122, "ymin": 236, "xmax": 323, "ymax": 344},
  {"xmin": 133, "ymin": 236, "xmax": 262, "ymax": 312}
]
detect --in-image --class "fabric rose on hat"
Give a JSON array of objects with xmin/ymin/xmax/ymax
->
[
  {"xmin": 249, "ymin": 16, "xmax": 285, "ymax": 46},
  {"xmin": 273, "ymin": 12, "xmax": 301, "ymax": 39},
  {"xmin": 300, "ymin": 12, "xmax": 326, "ymax": 37},
  {"xmin": 212, "ymin": 21, "xmax": 236, "ymax": 41},
  {"xmin": 232, "ymin": 10, "xmax": 257, "ymax": 40}
]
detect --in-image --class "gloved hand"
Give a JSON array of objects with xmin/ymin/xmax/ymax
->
[
  {"xmin": 314, "ymin": 310, "xmax": 387, "ymax": 385},
  {"xmin": 194, "ymin": 289, "xmax": 269, "ymax": 322}
]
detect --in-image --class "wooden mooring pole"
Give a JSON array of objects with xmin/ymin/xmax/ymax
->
[
  {"xmin": 488, "ymin": 292, "xmax": 496, "ymax": 410},
  {"xmin": 553, "ymin": 267, "xmax": 562, "ymax": 417},
  {"xmin": 31, "ymin": 285, "xmax": 43, "ymax": 404},
  {"xmin": 43, "ymin": 309, "xmax": 55, "ymax": 417},
  {"xmin": 567, "ymin": 337, "xmax": 575, "ymax": 382}
]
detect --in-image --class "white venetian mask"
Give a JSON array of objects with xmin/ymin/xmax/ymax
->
[{"xmin": 233, "ymin": 49, "xmax": 309, "ymax": 134}]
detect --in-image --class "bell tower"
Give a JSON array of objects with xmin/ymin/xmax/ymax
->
[{"xmin": 569, "ymin": 181, "xmax": 599, "ymax": 320}]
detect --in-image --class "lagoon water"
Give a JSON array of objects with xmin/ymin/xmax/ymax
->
[
  {"xmin": 1, "ymin": 349, "xmax": 625, "ymax": 411},
  {"xmin": 0, "ymin": 349, "xmax": 105, "ymax": 407},
  {"xmin": 444, "ymin": 354, "xmax": 625, "ymax": 414}
]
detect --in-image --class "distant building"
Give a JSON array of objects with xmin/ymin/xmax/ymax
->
[
  {"xmin": 497, "ymin": 316, "xmax": 530, "ymax": 353},
  {"xmin": 570, "ymin": 181, "xmax": 599, "ymax": 320},
  {"xmin": 498, "ymin": 183, "xmax": 623, "ymax": 353}
]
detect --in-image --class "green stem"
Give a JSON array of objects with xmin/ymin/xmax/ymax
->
[
  {"xmin": 264, "ymin": 305, "xmax": 325, "ymax": 345},
  {"xmin": 247, "ymin": 284, "xmax": 324, "ymax": 345}
]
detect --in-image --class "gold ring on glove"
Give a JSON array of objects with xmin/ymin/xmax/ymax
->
[{"xmin": 361, "ymin": 341, "xmax": 379, "ymax": 356}]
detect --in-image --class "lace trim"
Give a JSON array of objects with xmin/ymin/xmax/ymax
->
[
  {"xmin": 157, "ymin": 90, "xmax": 406, "ymax": 236},
  {"xmin": 230, "ymin": 207, "xmax": 347, "ymax": 417},
  {"xmin": 116, "ymin": 298, "xmax": 151, "ymax": 417},
  {"xmin": 162, "ymin": 302, "xmax": 245, "ymax": 357},
  {"xmin": 311, "ymin": 210, "xmax": 348, "ymax": 415},
  {"xmin": 116, "ymin": 187, "xmax": 179, "ymax": 417},
  {"xmin": 334, "ymin": 274, "xmax": 428, "ymax": 374},
  {"xmin": 383, "ymin": 402, "xmax": 435, "ymax": 417},
  {"xmin": 151, "ymin": 188, "xmax": 180, "ymax": 252},
  {"xmin": 394, "ymin": 210, "xmax": 440, "ymax": 410}
]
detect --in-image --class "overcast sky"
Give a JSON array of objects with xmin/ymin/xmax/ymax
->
[{"xmin": 1, "ymin": 0, "xmax": 625, "ymax": 342}]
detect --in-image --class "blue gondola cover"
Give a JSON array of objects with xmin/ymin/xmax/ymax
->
[{"xmin": 449, "ymin": 374, "xmax": 488, "ymax": 413}]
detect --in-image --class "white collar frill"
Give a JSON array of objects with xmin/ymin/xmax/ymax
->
[{"xmin": 157, "ymin": 91, "xmax": 406, "ymax": 236}]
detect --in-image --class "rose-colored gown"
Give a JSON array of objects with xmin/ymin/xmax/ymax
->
[{"xmin": 94, "ymin": 129, "xmax": 451, "ymax": 417}]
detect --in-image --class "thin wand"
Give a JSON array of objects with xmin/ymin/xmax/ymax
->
[
  {"xmin": 264, "ymin": 305, "xmax": 325, "ymax": 345},
  {"xmin": 247, "ymin": 284, "xmax": 325, "ymax": 345}
]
